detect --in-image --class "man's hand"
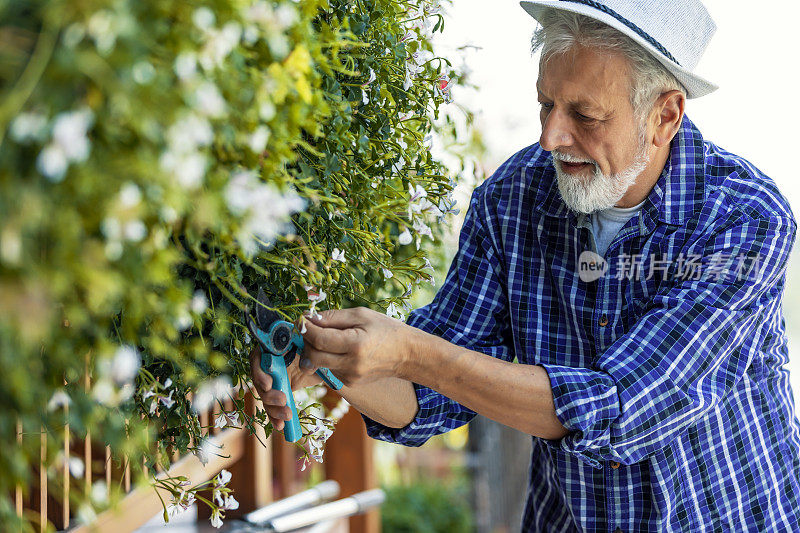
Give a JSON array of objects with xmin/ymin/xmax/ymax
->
[
  {"xmin": 298, "ymin": 307, "xmax": 418, "ymax": 387},
  {"xmin": 249, "ymin": 341, "xmax": 322, "ymax": 431}
]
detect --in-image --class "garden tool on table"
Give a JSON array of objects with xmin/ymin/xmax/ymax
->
[{"xmin": 246, "ymin": 288, "xmax": 343, "ymax": 443}]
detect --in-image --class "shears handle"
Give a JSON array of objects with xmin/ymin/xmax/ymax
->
[
  {"xmin": 261, "ymin": 352, "xmax": 302, "ymax": 443},
  {"xmin": 315, "ymin": 367, "xmax": 344, "ymax": 390}
]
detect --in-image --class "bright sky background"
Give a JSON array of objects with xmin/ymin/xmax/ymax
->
[{"xmin": 431, "ymin": 0, "xmax": 800, "ymax": 398}]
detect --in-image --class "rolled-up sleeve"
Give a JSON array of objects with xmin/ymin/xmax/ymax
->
[
  {"xmin": 539, "ymin": 214, "xmax": 797, "ymax": 468},
  {"xmin": 361, "ymin": 183, "xmax": 514, "ymax": 447}
]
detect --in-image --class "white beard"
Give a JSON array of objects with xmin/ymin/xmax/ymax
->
[{"xmin": 552, "ymin": 141, "xmax": 649, "ymax": 214}]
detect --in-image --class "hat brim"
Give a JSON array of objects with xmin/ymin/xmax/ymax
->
[{"xmin": 519, "ymin": 0, "xmax": 718, "ymax": 99}]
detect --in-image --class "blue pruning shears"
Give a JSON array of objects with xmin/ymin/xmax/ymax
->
[{"xmin": 246, "ymin": 288, "xmax": 343, "ymax": 443}]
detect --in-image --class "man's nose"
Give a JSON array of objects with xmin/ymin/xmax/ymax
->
[{"xmin": 539, "ymin": 109, "xmax": 574, "ymax": 152}]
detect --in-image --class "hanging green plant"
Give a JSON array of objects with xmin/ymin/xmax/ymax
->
[{"xmin": 0, "ymin": 0, "xmax": 483, "ymax": 529}]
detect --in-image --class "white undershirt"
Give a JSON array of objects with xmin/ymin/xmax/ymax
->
[{"xmin": 590, "ymin": 198, "xmax": 647, "ymax": 257}]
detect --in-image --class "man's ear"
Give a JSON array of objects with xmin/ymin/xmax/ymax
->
[{"xmin": 650, "ymin": 90, "xmax": 685, "ymax": 148}]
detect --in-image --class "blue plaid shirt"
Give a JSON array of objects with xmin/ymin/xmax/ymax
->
[{"xmin": 361, "ymin": 115, "xmax": 800, "ymax": 531}]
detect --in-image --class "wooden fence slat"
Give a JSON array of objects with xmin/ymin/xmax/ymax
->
[
  {"xmin": 84, "ymin": 352, "xmax": 92, "ymax": 494},
  {"xmin": 323, "ymin": 392, "xmax": 379, "ymax": 533},
  {"xmin": 227, "ymin": 393, "xmax": 272, "ymax": 517},
  {"xmin": 63, "ymin": 414, "xmax": 70, "ymax": 529},
  {"xmin": 16, "ymin": 420, "xmax": 23, "ymax": 518},
  {"xmin": 105, "ymin": 446, "xmax": 112, "ymax": 497},
  {"xmin": 40, "ymin": 428, "xmax": 46, "ymax": 533}
]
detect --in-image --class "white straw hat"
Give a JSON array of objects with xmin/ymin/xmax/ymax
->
[{"xmin": 519, "ymin": 0, "xmax": 718, "ymax": 98}]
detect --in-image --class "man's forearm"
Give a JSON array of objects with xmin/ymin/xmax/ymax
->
[
  {"xmin": 338, "ymin": 376, "xmax": 419, "ymax": 429},
  {"xmin": 400, "ymin": 329, "xmax": 569, "ymax": 440}
]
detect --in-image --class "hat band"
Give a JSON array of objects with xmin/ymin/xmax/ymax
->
[{"xmin": 559, "ymin": 0, "xmax": 682, "ymax": 66}]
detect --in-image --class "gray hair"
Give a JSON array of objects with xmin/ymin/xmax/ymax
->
[{"xmin": 530, "ymin": 10, "xmax": 686, "ymax": 121}]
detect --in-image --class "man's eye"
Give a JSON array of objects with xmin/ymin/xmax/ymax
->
[
  {"xmin": 539, "ymin": 102, "xmax": 553, "ymax": 111},
  {"xmin": 576, "ymin": 112, "xmax": 595, "ymax": 122}
]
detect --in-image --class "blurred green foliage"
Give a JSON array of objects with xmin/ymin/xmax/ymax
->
[
  {"xmin": 381, "ymin": 478, "xmax": 474, "ymax": 533},
  {"xmin": 0, "ymin": 0, "xmax": 484, "ymax": 529}
]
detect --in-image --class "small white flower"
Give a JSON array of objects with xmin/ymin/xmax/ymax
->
[
  {"xmin": 398, "ymin": 228, "xmax": 412, "ymax": 245},
  {"xmin": 293, "ymin": 388, "xmax": 310, "ymax": 409},
  {"xmin": 76, "ymin": 503, "xmax": 97, "ymax": 525},
  {"xmin": 409, "ymin": 183, "xmax": 427, "ymax": 202},
  {"xmin": 199, "ymin": 22, "xmax": 242, "ymax": 71},
  {"xmin": 37, "ymin": 144, "xmax": 68, "ymax": 182},
  {"xmin": 307, "ymin": 289, "xmax": 326, "ymax": 302},
  {"xmin": 403, "ymin": 68, "xmax": 413, "ymax": 90},
  {"xmin": 193, "ymin": 81, "xmax": 227, "ymax": 118},
  {"xmin": 160, "ymin": 149, "xmax": 208, "ymax": 190},
  {"xmin": 413, "ymin": 218, "xmax": 433, "ymax": 240},
  {"xmin": 223, "ymin": 494, "xmax": 239, "ymax": 510},
  {"xmin": 110, "ymin": 345, "xmax": 141, "ymax": 385},
  {"xmin": 192, "ymin": 376, "xmax": 233, "ymax": 413},
  {"xmin": 159, "ymin": 390, "xmax": 175, "ymax": 409},
  {"xmin": 164, "ymin": 378, "xmax": 173, "ymax": 388},
  {"xmin": 331, "ymin": 248, "xmax": 346, "ymax": 262},
  {"xmin": 210, "ymin": 508, "xmax": 223, "ymax": 528},
  {"xmin": 52, "ymin": 108, "xmax": 94, "ymax": 162},
  {"xmin": 165, "ymin": 114, "xmax": 213, "ymax": 153},
  {"xmin": 87, "ymin": 10, "xmax": 116, "ymax": 55},
  {"xmin": 214, "ymin": 412, "xmax": 228, "ymax": 429},
  {"xmin": 47, "ymin": 390, "xmax": 71, "ymax": 411},
  {"xmin": 92, "ymin": 380, "xmax": 114, "ymax": 405},
  {"xmin": 174, "ymin": 52, "xmax": 197, "ymax": 81},
  {"xmin": 274, "ymin": 4, "xmax": 298, "ymax": 29},
  {"xmin": 381, "ymin": 267, "xmax": 393, "ymax": 279},
  {"xmin": 175, "ymin": 311, "xmax": 193, "ymax": 332},
  {"xmin": 248, "ymin": 125, "xmax": 271, "ymax": 153},
  {"xmin": 192, "ymin": 7, "xmax": 215, "ymax": 31},
  {"xmin": 91, "ymin": 481, "xmax": 108, "ymax": 505},
  {"xmin": 363, "ymin": 67, "xmax": 376, "ymax": 86},
  {"xmin": 123, "ymin": 220, "xmax": 146, "ymax": 242},
  {"xmin": 10, "ymin": 112, "xmax": 48, "ymax": 143},
  {"xmin": 330, "ymin": 397, "xmax": 350, "ymax": 421},
  {"xmin": 191, "ymin": 290, "xmax": 208, "ymax": 314},
  {"xmin": 118, "ymin": 182, "xmax": 142, "ymax": 207},
  {"xmin": 215, "ymin": 469, "xmax": 232, "ymax": 487},
  {"xmin": 194, "ymin": 438, "xmax": 222, "ymax": 466},
  {"xmin": 68, "ymin": 456, "xmax": 85, "ymax": 478}
]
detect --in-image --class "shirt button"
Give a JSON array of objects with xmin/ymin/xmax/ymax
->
[
  {"xmin": 614, "ymin": 529, "xmax": 624, "ymax": 533},
  {"xmin": 599, "ymin": 314, "xmax": 609, "ymax": 327},
  {"xmin": 610, "ymin": 461, "xmax": 620, "ymax": 469}
]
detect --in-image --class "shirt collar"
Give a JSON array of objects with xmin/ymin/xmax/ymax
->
[{"xmin": 532, "ymin": 114, "xmax": 706, "ymax": 232}]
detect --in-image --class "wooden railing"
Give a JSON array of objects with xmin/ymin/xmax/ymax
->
[{"xmin": 15, "ymin": 390, "xmax": 378, "ymax": 533}]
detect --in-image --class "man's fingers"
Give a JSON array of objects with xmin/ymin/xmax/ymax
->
[
  {"xmin": 249, "ymin": 346, "xmax": 273, "ymax": 396},
  {"xmin": 302, "ymin": 343, "xmax": 344, "ymax": 372},
  {"xmin": 307, "ymin": 307, "xmax": 365, "ymax": 329},
  {"xmin": 298, "ymin": 315, "xmax": 359, "ymax": 354}
]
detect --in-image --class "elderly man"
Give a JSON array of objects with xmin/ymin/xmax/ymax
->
[{"xmin": 251, "ymin": 0, "xmax": 800, "ymax": 530}]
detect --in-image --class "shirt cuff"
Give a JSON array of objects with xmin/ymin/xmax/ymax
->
[
  {"xmin": 359, "ymin": 382, "xmax": 467, "ymax": 448},
  {"xmin": 538, "ymin": 363, "xmax": 620, "ymax": 469}
]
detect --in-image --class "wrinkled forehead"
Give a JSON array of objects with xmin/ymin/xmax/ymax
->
[{"xmin": 536, "ymin": 45, "xmax": 634, "ymax": 110}]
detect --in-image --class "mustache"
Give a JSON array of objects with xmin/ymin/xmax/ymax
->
[{"xmin": 552, "ymin": 150, "xmax": 596, "ymax": 165}]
